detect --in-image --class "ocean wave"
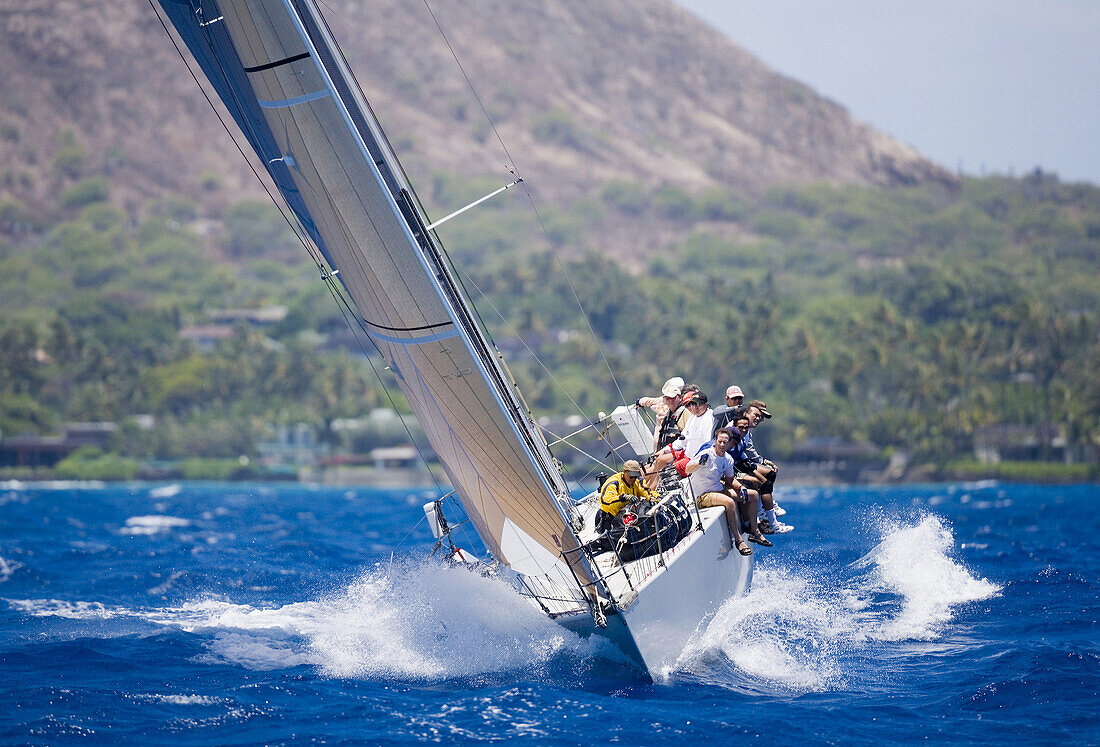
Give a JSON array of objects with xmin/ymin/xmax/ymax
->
[
  {"xmin": 676, "ymin": 565, "xmax": 851, "ymax": 693},
  {"xmin": 5, "ymin": 510, "xmax": 998, "ymax": 690},
  {"xmin": 129, "ymin": 693, "xmax": 229, "ymax": 706},
  {"xmin": 7, "ymin": 598, "xmax": 120, "ymax": 619},
  {"xmin": 304, "ymin": 561, "xmax": 604, "ymax": 680}
]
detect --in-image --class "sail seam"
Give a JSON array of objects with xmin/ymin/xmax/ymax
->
[{"xmin": 362, "ymin": 319, "xmax": 453, "ymax": 333}]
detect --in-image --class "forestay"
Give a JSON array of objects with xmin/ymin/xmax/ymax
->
[{"xmin": 156, "ymin": 0, "xmax": 592, "ymax": 598}]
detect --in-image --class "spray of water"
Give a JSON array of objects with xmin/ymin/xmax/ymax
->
[
  {"xmin": 852, "ymin": 514, "xmax": 1000, "ymax": 642},
  {"xmin": 6, "ymin": 512, "xmax": 997, "ymax": 688},
  {"xmin": 675, "ymin": 513, "xmax": 1000, "ymax": 692},
  {"xmin": 6, "ymin": 560, "xmax": 604, "ymax": 680}
]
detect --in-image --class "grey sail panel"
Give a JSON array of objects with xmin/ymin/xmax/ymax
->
[{"xmin": 159, "ymin": 0, "xmax": 586, "ymax": 585}]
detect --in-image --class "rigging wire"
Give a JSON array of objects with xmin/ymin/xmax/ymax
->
[
  {"xmin": 447, "ymin": 262, "xmax": 632, "ymax": 470},
  {"xmin": 419, "ymin": 0, "xmax": 630, "ymax": 408},
  {"xmin": 314, "ymin": 0, "xmax": 514, "ymax": 176},
  {"xmin": 313, "ymin": 0, "xmax": 631, "ymax": 433},
  {"xmin": 418, "ymin": 0, "xmax": 519, "ymax": 181}
]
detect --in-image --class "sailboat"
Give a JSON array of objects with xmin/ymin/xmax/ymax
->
[{"xmin": 154, "ymin": 0, "xmax": 752, "ymax": 679}]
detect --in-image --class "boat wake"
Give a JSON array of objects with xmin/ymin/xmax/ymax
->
[
  {"xmin": 673, "ymin": 513, "xmax": 1000, "ymax": 693},
  {"xmin": 5, "ymin": 560, "xmax": 607, "ymax": 682}
]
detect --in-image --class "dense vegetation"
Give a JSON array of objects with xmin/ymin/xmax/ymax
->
[
  {"xmin": 434, "ymin": 168, "xmax": 1100, "ymax": 468},
  {"xmin": 0, "ymin": 185, "xmax": 393, "ymax": 461},
  {"xmin": 1, "ymin": 158, "xmax": 1098, "ymax": 477}
]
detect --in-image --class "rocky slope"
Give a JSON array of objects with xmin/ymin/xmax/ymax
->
[{"xmin": 0, "ymin": 0, "xmax": 953, "ymax": 251}]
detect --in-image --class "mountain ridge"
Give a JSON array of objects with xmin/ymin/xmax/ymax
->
[{"xmin": 0, "ymin": 0, "xmax": 954, "ymax": 257}]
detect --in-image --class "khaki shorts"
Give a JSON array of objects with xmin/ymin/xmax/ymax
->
[{"xmin": 696, "ymin": 491, "xmax": 728, "ymax": 508}]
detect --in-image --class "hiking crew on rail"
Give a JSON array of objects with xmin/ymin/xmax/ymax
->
[{"xmin": 598, "ymin": 377, "xmax": 793, "ymax": 557}]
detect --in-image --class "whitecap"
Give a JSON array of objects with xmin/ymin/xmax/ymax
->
[
  {"xmin": 6, "ymin": 598, "xmax": 120, "ymax": 619},
  {"xmin": 149, "ymin": 484, "xmax": 182, "ymax": 499},
  {"xmin": 121, "ymin": 515, "xmax": 191, "ymax": 535},
  {"xmin": 131, "ymin": 693, "xmax": 227, "ymax": 706},
  {"xmin": 305, "ymin": 561, "xmax": 598, "ymax": 679},
  {"xmin": 0, "ymin": 556, "xmax": 24, "ymax": 583},
  {"xmin": 675, "ymin": 564, "xmax": 851, "ymax": 692}
]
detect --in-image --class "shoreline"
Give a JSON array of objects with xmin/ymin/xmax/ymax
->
[{"xmin": 2, "ymin": 464, "xmax": 1097, "ymax": 488}]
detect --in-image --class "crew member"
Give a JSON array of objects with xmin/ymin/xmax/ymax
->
[
  {"xmin": 684, "ymin": 427, "xmax": 770, "ymax": 555},
  {"xmin": 636, "ymin": 377, "xmax": 685, "ymax": 452},
  {"xmin": 596, "ymin": 459, "xmax": 657, "ymax": 533}
]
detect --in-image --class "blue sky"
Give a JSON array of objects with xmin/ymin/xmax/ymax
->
[{"xmin": 674, "ymin": 0, "xmax": 1100, "ymax": 185}]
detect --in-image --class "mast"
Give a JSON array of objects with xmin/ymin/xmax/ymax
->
[
  {"xmin": 155, "ymin": 0, "xmax": 599, "ymax": 601},
  {"xmin": 284, "ymin": 0, "xmax": 572, "ymax": 507}
]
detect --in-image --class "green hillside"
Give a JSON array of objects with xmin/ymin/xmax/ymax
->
[{"xmin": 2, "ymin": 160, "xmax": 1097, "ymax": 478}]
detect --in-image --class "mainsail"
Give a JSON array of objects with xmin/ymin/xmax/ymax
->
[{"xmin": 156, "ymin": 0, "xmax": 592, "ymax": 595}]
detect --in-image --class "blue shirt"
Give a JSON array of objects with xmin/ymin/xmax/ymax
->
[
  {"xmin": 697, "ymin": 432, "xmax": 747, "ymax": 462},
  {"xmin": 741, "ymin": 430, "xmax": 762, "ymax": 464}
]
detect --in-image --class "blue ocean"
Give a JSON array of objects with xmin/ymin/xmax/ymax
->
[{"xmin": 1, "ymin": 480, "xmax": 1096, "ymax": 744}]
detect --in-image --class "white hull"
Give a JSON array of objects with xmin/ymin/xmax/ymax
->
[{"xmin": 559, "ymin": 506, "xmax": 753, "ymax": 679}]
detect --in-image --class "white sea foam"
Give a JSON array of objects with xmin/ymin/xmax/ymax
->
[
  {"xmin": 5, "ymin": 561, "xmax": 602, "ymax": 679},
  {"xmin": 305, "ymin": 562, "xmax": 598, "ymax": 679},
  {"xmin": 121, "ymin": 515, "xmax": 191, "ymax": 535},
  {"xmin": 678, "ymin": 565, "xmax": 852, "ymax": 691},
  {"xmin": 677, "ymin": 512, "xmax": 1000, "ymax": 691},
  {"xmin": 149, "ymin": 484, "xmax": 182, "ymax": 499},
  {"xmin": 7, "ymin": 599, "xmax": 119, "ymax": 619},
  {"xmin": 853, "ymin": 514, "xmax": 1000, "ymax": 642},
  {"xmin": 0, "ymin": 556, "xmax": 23, "ymax": 583},
  {"xmin": 131, "ymin": 693, "xmax": 227, "ymax": 706}
]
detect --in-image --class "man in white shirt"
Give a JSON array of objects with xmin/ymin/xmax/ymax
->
[
  {"xmin": 684, "ymin": 427, "xmax": 770, "ymax": 556},
  {"xmin": 648, "ymin": 392, "xmax": 715, "ymax": 487},
  {"xmin": 679, "ymin": 392, "xmax": 714, "ymax": 459}
]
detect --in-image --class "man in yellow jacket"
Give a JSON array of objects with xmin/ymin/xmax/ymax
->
[{"xmin": 596, "ymin": 459, "xmax": 657, "ymax": 533}]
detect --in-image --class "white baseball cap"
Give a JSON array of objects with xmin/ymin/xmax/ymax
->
[{"xmin": 661, "ymin": 377, "xmax": 685, "ymax": 398}]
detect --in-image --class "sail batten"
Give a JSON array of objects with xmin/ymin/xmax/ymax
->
[
  {"xmin": 257, "ymin": 89, "xmax": 330, "ymax": 108},
  {"xmin": 157, "ymin": 0, "xmax": 592, "ymax": 594}
]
